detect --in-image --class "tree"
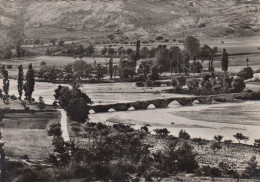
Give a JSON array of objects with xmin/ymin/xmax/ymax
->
[
  {"xmin": 187, "ymin": 78, "xmax": 199, "ymax": 90},
  {"xmin": 254, "ymin": 139, "xmax": 260, "ymax": 147},
  {"xmin": 148, "ymin": 66, "xmax": 159, "ymax": 81},
  {"xmin": 17, "ymin": 65, "xmax": 24, "ymax": 99},
  {"xmin": 184, "ymin": 36, "xmax": 200, "ymax": 57},
  {"xmin": 118, "ymin": 58, "xmax": 135, "ymax": 80},
  {"xmin": 221, "ymin": 48, "xmax": 229, "ymax": 72},
  {"xmin": 3, "ymin": 47, "xmax": 13, "ymax": 59},
  {"xmin": 16, "ymin": 43, "xmax": 22, "ymax": 58},
  {"xmin": 38, "ymin": 96, "xmax": 46, "ymax": 111},
  {"xmin": 231, "ymin": 77, "xmax": 245, "ymax": 93},
  {"xmin": 242, "ymin": 156, "xmax": 260, "ymax": 178},
  {"xmin": 214, "ymin": 135, "xmax": 223, "ymax": 144},
  {"xmin": 136, "ymin": 40, "xmax": 141, "ymax": 59},
  {"xmin": 102, "ymin": 47, "xmax": 108, "ymax": 56},
  {"xmin": 224, "ymin": 140, "xmax": 232, "ymax": 151},
  {"xmin": 95, "ymin": 64, "xmax": 107, "ymax": 80},
  {"xmin": 154, "ymin": 128, "xmax": 170, "ymax": 138},
  {"xmin": 48, "ymin": 66, "xmax": 58, "ymax": 82},
  {"xmin": 179, "ymin": 129, "xmax": 190, "ymax": 140},
  {"xmin": 54, "ymin": 85, "xmax": 92, "ymax": 122},
  {"xmin": 50, "ymin": 39, "xmax": 56, "ymax": 45},
  {"xmin": 108, "ymin": 58, "xmax": 114, "ymax": 79},
  {"xmin": 169, "ymin": 46, "xmax": 181, "ymax": 74},
  {"xmin": 108, "ymin": 48, "xmax": 115, "ymax": 56},
  {"xmin": 86, "ymin": 45, "xmax": 95, "ymax": 56},
  {"xmin": 58, "ymin": 40, "xmax": 64, "ymax": 46},
  {"xmin": 138, "ymin": 60, "xmax": 152, "ymax": 80},
  {"xmin": 233, "ymin": 133, "xmax": 247, "ymax": 143},
  {"xmin": 73, "ymin": 60, "xmax": 87, "ymax": 80},
  {"xmin": 140, "ymin": 47, "xmax": 150, "ymax": 58},
  {"xmin": 0, "ymin": 114, "xmax": 6, "ymax": 181},
  {"xmin": 25, "ymin": 63, "xmax": 35, "ymax": 101},
  {"xmin": 237, "ymin": 67, "xmax": 254, "ymax": 80},
  {"xmin": 199, "ymin": 44, "xmax": 212, "ymax": 60},
  {"xmin": 1, "ymin": 66, "xmax": 9, "ymax": 96},
  {"xmin": 155, "ymin": 46, "xmax": 170, "ymax": 72}
]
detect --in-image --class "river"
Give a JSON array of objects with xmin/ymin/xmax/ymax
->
[{"xmin": 2, "ymin": 79, "xmax": 260, "ymax": 145}]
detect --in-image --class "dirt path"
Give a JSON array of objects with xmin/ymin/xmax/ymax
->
[{"xmin": 58, "ymin": 109, "xmax": 70, "ymax": 142}]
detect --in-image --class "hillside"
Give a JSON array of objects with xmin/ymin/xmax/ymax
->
[{"xmin": 0, "ymin": 0, "xmax": 260, "ymax": 46}]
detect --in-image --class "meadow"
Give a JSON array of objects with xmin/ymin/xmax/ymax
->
[{"xmin": 1, "ymin": 108, "xmax": 60, "ymax": 159}]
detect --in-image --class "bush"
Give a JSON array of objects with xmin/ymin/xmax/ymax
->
[
  {"xmin": 154, "ymin": 128, "xmax": 170, "ymax": 137},
  {"xmin": 231, "ymin": 77, "xmax": 246, "ymax": 93},
  {"xmin": 242, "ymin": 156, "xmax": 260, "ymax": 178},
  {"xmin": 179, "ymin": 129, "xmax": 190, "ymax": 140},
  {"xmin": 110, "ymin": 160, "xmax": 134, "ymax": 182},
  {"xmin": 192, "ymin": 138, "xmax": 207, "ymax": 145},
  {"xmin": 136, "ymin": 81, "xmax": 145, "ymax": 87},
  {"xmin": 237, "ymin": 67, "xmax": 254, "ymax": 80},
  {"xmin": 196, "ymin": 166, "xmax": 222, "ymax": 177},
  {"xmin": 10, "ymin": 95, "xmax": 17, "ymax": 100},
  {"xmin": 211, "ymin": 142, "xmax": 222, "ymax": 151},
  {"xmin": 146, "ymin": 80, "xmax": 154, "ymax": 87}
]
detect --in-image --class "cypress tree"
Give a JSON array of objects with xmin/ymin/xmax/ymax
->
[
  {"xmin": 25, "ymin": 63, "xmax": 35, "ymax": 102},
  {"xmin": 1, "ymin": 66, "xmax": 9, "ymax": 96},
  {"xmin": 17, "ymin": 65, "xmax": 24, "ymax": 99},
  {"xmin": 221, "ymin": 48, "xmax": 229, "ymax": 72},
  {"xmin": 136, "ymin": 40, "xmax": 140, "ymax": 59},
  {"xmin": 0, "ymin": 114, "xmax": 5, "ymax": 182},
  {"xmin": 108, "ymin": 58, "xmax": 113, "ymax": 79}
]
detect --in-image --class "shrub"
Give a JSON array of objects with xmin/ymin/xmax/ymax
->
[
  {"xmin": 154, "ymin": 128, "xmax": 170, "ymax": 137},
  {"xmin": 237, "ymin": 67, "xmax": 254, "ymax": 80},
  {"xmin": 136, "ymin": 81, "xmax": 145, "ymax": 87},
  {"xmin": 178, "ymin": 129, "xmax": 190, "ymax": 140},
  {"xmin": 110, "ymin": 160, "xmax": 134, "ymax": 182},
  {"xmin": 192, "ymin": 138, "xmax": 207, "ymax": 145},
  {"xmin": 38, "ymin": 96, "xmax": 46, "ymax": 111},
  {"xmin": 211, "ymin": 142, "xmax": 222, "ymax": 151},
  {"xmin": 141, "ymin": 126, "xmax": 149, "ymax": 133},
  {"xmin": 113, "ymin": 124, "xmax": 134, "ymax": 132},
  {"xmin": 196, "ymin": 165, "xmax": 222, "ymax": 177},
  {"xmin": 146, "ymin": 80, "xmax": 154, "ymax": 87},
  {"xmin": 10, "ymin": 95, "xmax": 17, "ymax": 100},
  {"xmin": 254, "ymin": 139, "xmax": 260, "ymax": 147},
  {"xmin": 175, "ymin": 142, "xmax": 199, "ymax": 173},
  {"xmin": 242, "ymin": 156, "xmax": 260, "ymax": 178},
  {"xmin": 48, "ymin": 123, "xmax": 62, "ymax": 137},
  {"xmin": 231, "ymin": 77, "xmax": 246, "ymax": 93},
  {"xmin": 71, "ymin": 126, "xmax": 81, "ymax": 135}
]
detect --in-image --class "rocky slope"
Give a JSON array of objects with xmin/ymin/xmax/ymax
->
[{"xmin": 0, "ymin": 0, "xmax": 259, "ymax": 46}]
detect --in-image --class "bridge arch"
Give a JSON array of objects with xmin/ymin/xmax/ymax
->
[
  {"xmin": 147, "ymin": 104, "xmax": 156, "ymax": 109},
  {"xmin": 128, "ymin": 106, "xmax": 135, "ymax": 111},
  {"xmin": 89, "ymin": 109, "xmax": 95, "ymax": 114},
  {"xmin": 108, "ymin": 108, "xmax": 116, "ymax": 112},
  {"xmin": 112, "ymin": 103, "xmax": 130, "ymax": 112}
]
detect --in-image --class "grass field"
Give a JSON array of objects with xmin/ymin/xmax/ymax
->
[{"xmin": 2, "ymin": 109, "xmax": 60, "ymax": 159}]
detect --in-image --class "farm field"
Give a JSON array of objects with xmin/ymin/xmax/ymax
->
[{"xmin": 1, "ymin": 108, "xmax": 60, "ymax": 159}]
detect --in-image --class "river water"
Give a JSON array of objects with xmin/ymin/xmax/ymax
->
[{"xmin": 2, "ymin": 79, "xmax": 260, "ymax": 145}]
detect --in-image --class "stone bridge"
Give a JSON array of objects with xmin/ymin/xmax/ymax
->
[{"xmin": 90, "ymin": 93, "xmax": 246, "ymax": 113}]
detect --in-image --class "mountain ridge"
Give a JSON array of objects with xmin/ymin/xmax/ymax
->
[{"xmin": 0, "ymin": 0, "xmax": 259, "ymax": 47}]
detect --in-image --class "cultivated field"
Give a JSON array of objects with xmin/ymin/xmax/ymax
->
[{"xmin": 1, "ymin": 105, "xmax": 60, "ymax": 159}]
